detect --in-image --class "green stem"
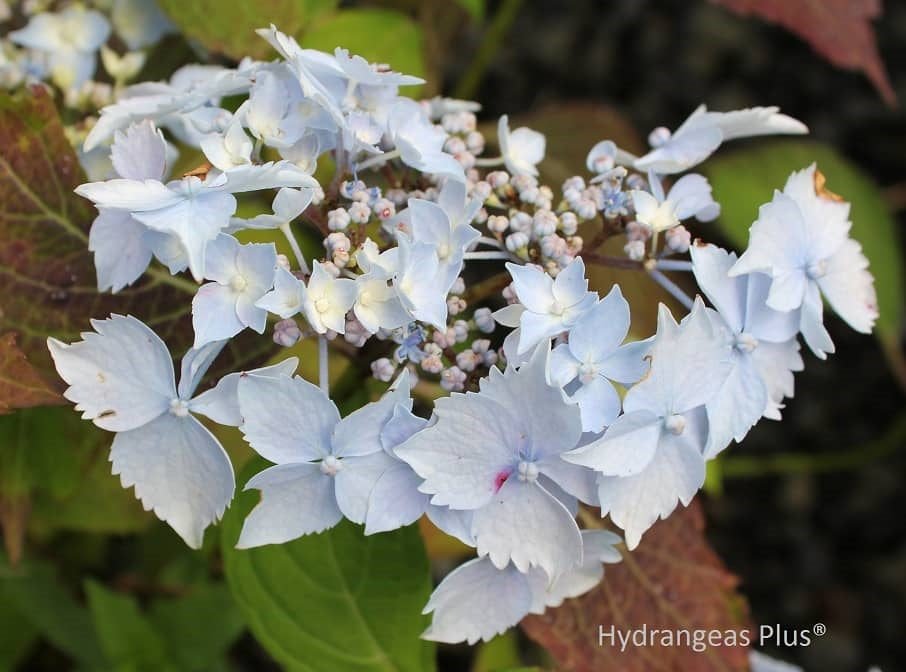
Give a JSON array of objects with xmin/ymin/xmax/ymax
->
[
  {"xmin": 146, "ymin": 267, "xmax": 198, "ymax": 294},
  {"xmin": 719, "ymin": 413, "xmax": 906, "ymax": 478},
  {"xmin": 453, "ymin": 0, "xmax": 525, "ymax": 100}
]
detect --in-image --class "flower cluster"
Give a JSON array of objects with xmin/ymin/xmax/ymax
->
[{"xmin": 43, "ymin": 22, "xmax": 877, "ymax": 646}]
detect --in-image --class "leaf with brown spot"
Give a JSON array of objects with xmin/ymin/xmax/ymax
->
[
  {"xmin": 522, "ymin": 502, "xmax": 752, "ymax": 672},
  {"xmin": 0, "ymin": 332, "xmax": 63, "ymax": 413},
  {"xmin": 711, "ymin": 0, "xmax": 896, "ymax": 105},
  {"xmin": 0, "ymin": 87, "xmax": 274, "ymax": 388}
]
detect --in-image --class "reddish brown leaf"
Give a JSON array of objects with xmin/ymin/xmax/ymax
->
[
  {"xmin": 711, "ymin": 0, "xmax": 896, "ymax": 105},
  {"xmin": 0, "ymin": 332, "xmax": 63, "ymax": 413},
  {"xmin": 0, "ymin": 87, "xmax": 273, "ymax": 384},
  {"xmin": 522, "ymin": 502, "xmax": 753, "ymax": 672},
  {"xmin": 0, "ymin": 493, "xmax": 30, "ymax": 566}
]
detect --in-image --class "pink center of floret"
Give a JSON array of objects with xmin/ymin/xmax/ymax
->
[{"xmin": 493, "ymin": 470, "xmax": 510, "ymax": 492}]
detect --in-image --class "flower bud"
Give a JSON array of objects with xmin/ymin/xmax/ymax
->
[
  {"xmin": 447, "ymin": 296, "xmax": 467, "ymax": 315},
  {"xmin": 473, "ymin": 307, "xmax": 496, "ymax": 334},
  {"xmin": 559, "ymin": 211, "xmax": 578, "ymax": 235},
  {"xmin": 487, "ymin": 171, "xmax": 510, "ymax": 189},
  {"xmin": 348, "ymin": 201, "xmax": 371, "ymax": 225},
  {"xmin": 372, "ymin": 198, "xmax": 395, "ymax": 220},
  {"xmin": 371, "ymin": 357, "xmax": 396, "ymax": 382},
  {"xmin": 273, "ymin": 319, "xmax": 302, "ymax": 347},
  {"xmin": 327, "ymin": 207, "xmax": 350, "ymax": 231},
  {"xmin": 505, "ymin": 231, "xmax": 529, "ymax": 253},
  {"xmin": 665, "ymin": 225, "xmax": 691, "ymax": 253},
  {"xmin": 440, "ymin": 366, "xmax": 467, "ymax": 391},
  {"xmin": 624, "ymin": 239, "xmax": 646, "ymax": 261}
]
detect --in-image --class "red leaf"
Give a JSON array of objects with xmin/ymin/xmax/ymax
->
[
  {"xmin": 0, "ymin": 332, "xmax": 63, "ymax": 413},
  {"xmin": 711, "ymin": 0, "xmax": 896, "ymax": 105},
  {"xmin": 522, "ymin": 502, "xmax": 753, "ymax": 672},
  {"xmin": 0, "ymin": 87, "xmax": 274, "ymax": 385}
]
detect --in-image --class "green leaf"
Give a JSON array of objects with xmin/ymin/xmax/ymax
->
[
  {"xmin": 0, "ymin": 563, "xmax": 106, "ymax": 668},
  {"xmin": 221, "ymin": 461, "xmax": 436, "ymax": 672},
  {"xmin": 85, "ymin": 580, "xmax": 173, "ymax": 671},
  {"xmin": 302, "ymin": 9, "xmax": 426, "ymax": 91},
  {"xmin": 702, "ymin": 141, "xmax": 905, "ymax": 381},
  {"xmin": 148, "ymin": 584, "xmax": 246, "ymax": 671},
  {"xmin": 455, "ymin": 0, "xmax": 485, "ymax": 22},
  {"xmin": 0, "ymin": 584, "xmax": 38, "ymax": 671},
  {"xmin": 157, "ymin": 0, "xmax": 339, "ymax": 60},
  {"xmin": 472, "ymin": 630, "xmax": 521, "ymax": 671},
  {"xmin": 0, "ymin": 407, "xmax": 149, "ymax": 546}
]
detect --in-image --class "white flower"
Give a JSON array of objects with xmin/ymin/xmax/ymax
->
[
  {"xmin": 230, "ymin": 186, "xmax": 314, "ymax": 232},
  {"xmin": 631, "ymin": 190, "xmax": 679, "ymax": 233},
  {"xmin": 396, "ymin": 345, "xmax": 593, "ymax": 579},
  {"xmin": 235, "ymin": 371, "xmax": 412, "ymax": 547},
  {"xmin": 406, "ymin": 195, "xmax": 481, "ymax": 290},
  {"xmin": 498, "ymin": 114, "xmax": 545, "ymax": 177},
  {"xmin": 422, "ymin": 530, "xmax": 621, "ymax": 644},
  {"xmin": 564, "ymin": 300, "xmax": 733, "ymax": 549},
  {"xmin": 75, "ymin": 161, "xmax": 318, "ymax": 282},
  {"xmin": 191, "ymin": 235, "xmax": 277, "ymax": 347},
  {"xmin": 200, "ymin": 117, "xmax": 253, "ymax": 172},
  {"xmin": 299, "ymin": 261, "xmax": 357, "ymax": 334},
  {"xmin": 729, "ymin": 164, "xmax": 878, "ymax": 359},
  {"xmin": 364, "ymin": 404, "xmax": 475, "ymax": 545},
  {"xmin": 100, "ymin": 46, "xmax": 145, "ymax": 83},
  {"xmin": 333, "ymin": 47, "xmax": 424, "ymax": 88},
  {"xmin": 387, "ymin": 99, "xmax": 465, "ymax": 181},
  {"xmin": 83, "ymin": 63, "xmax": 253, "ymax": 151},
  {"xmin": 634, "ymin": 105, "xmax": 808, "ymax": 174},
  {"xmin": 46, "ymin": 315, "xmax": 268, "ymax": 548},
  {"xmin": 393, "ymin": 233, "xmax": 449, "ymax": 329},
  {"xmin": 236, "ymin": 67, "xmax": 307, "ymax": 149},
  {"xmin": 691, "ymin": 243, "xmax": 803, "ymax": 455},
  {"xmin": 111, "ymin": 0, "xmax": 174, "ymax": 51},
  {"xmin": 10, "ymin": 5, "xmax": 110, "ymax": 91},
  {"xmin": 255, "ymin": 266, "xmax": 306, "ymax": 319},
  {"xmin": 549, "ymin": 286, "xmax": 652, "ymax": 433},
  {"xmin": 586, "ymin": 139, "xmax": 637, "ymax": 177},
  {"xmin": 631, "ymin": 172, "xmax": 719, "ymax": 235},
  {"xmin": 353, "ymin": 267, "xmax": 411, "ymax": 334},
  {"xmin": 748, "ymin": 651, "xmax": 804, "ymax": 672},
  {"xmin": 505, "ymin": 257, "xmax": 597, "ymax": 354},
  {"xmin": 87, "ymin": 120, "xmax": 186, "ymax": 292}
]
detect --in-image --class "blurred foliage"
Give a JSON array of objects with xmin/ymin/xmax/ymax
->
[
  {"xmin": 709, "ymin": 0, "xmax": 895, "ymax": 105},
  {"xmin": 157, "ymin": 0, "xmax": 340, "ymax": 61}
]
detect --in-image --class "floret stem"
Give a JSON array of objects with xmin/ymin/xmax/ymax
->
[
  {"xmin": 654, "ymin": 259, "xmax": 693, "ymax": 272},
  {"xmin": 318, "ymin": 334, "xmax": 329, "ymax": 393},
  {"xmin": 356, "ymin": 149, "xmax": 401, "ymax": 172},
  {"xmin": 463, "ymin": 251, "xmax": 518, "ymax": 261},
  {"xmin": 647, "ymin": 268, "xmax": 694, "ymax": 310},
  {"xmin": 279, "ymin": 222, "xmax": 310, "ymax": 275}
]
